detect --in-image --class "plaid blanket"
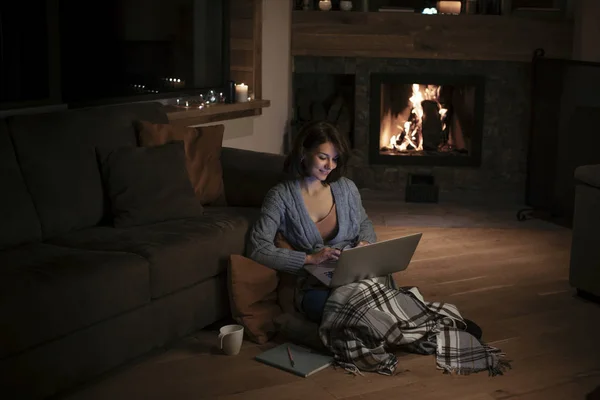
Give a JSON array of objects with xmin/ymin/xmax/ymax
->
[{"xmin": 318, "ymin": 277, "xmax": 511, "ymax": 376}]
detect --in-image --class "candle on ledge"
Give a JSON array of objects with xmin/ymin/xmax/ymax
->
[
  {"xmin": 235, "ymin": 83, "xmax": 248, "ymax": 103},
  {"xmin": 437, "ymin": 1, "xmax": 461, "ymax": 14}
]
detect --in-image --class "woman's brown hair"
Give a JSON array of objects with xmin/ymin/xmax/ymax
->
[{"xmin": 283, "ymin": 121, "xmax": 350, "ymax": 183}]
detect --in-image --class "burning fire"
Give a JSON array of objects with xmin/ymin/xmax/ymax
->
[{"xmin": 380, "ymin": 84, "xmax": 448, "ymax": 152}]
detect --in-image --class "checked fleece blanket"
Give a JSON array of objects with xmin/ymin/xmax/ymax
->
[{"xmin": 318, "ymin": 277, "xmax": 511, "ymax": 376}]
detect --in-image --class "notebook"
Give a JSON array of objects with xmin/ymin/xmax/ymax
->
[{"xmin": 254, "ymin": 343, "xmax": 333, "ymax": 378}]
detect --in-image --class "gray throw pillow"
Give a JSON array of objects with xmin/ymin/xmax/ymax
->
[{"xmin": 98, "ymin": 141, "xmax": 203, "ymax": 228}]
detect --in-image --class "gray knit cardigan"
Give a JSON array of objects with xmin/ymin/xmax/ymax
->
[{"xmin": 247, "ymin": 177, "xmax": 377, "ymax": 275}]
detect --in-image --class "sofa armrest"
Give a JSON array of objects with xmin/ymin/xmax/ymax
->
[
  {"xmin": 575, "ymin": 165, "xmax": 600, "ymax": 189},
  {"xmin": 221, "ymin": 147, "xmax": 287, "ymax": 208},
  {"xmin": 569, "ymin": 180, "xmax": 600, "ymax": 296}
]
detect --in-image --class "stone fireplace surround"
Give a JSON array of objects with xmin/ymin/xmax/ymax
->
[{"xmin": 293, "ymin": 56, "xmax": 531, "ymax": 201}]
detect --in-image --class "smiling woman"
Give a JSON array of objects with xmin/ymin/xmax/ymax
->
[
  {"xmin": 283, "ymin": 121, "xmax": 350, "ymax": 184},
  {"xmin": 248, "ymin": 120, "xmax": 376, "ymax": 322},
  {"xmin": 309, "ymin": 142, "xmax": 339, "ymax": 183}
]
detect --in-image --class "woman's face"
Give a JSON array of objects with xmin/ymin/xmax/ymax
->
[{"xmin": 305, "ymin": 142, "xmax": 339, "ymax": 181}]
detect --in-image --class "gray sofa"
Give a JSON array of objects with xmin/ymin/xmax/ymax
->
[
  {"xmin": 0, "ymin": 102, "xmax": 285, "ymax": 399},
  {"xmin": 569, "ymin": 165, "xmax": 600, "ymax": 299}
]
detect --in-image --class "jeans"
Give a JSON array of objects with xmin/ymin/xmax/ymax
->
[{"xmin": 301, "ymin": 289, "xmax": 331, "ymax": 323}]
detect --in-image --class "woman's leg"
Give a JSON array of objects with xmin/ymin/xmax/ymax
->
[{"xmin": 301, "ymin": 289, "xmax": 330, "ymax": 323}]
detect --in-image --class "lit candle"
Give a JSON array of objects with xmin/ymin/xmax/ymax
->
[
  {"xmin": 185, "ymin": 101, "xmax": 189, "ymax": 107},
  {"xmin": 235, "ymin": 83, "xmax": 248, "ymax": 103},
  {"xmin": 437, "ymin": 1, "xmax": 461, "ymax": 14}
]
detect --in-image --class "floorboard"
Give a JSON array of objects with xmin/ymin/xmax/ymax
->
[{"xmin": 62, "ymin": 200, "xmax": 600, "ymax": 400}]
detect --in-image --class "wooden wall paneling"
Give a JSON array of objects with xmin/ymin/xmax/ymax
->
[
  {"xmin": 229, "ymin": 0, "xmax": 262, "ymax": 106},
  {"xmin": 252, "ymin": 0, "xmax": 262, "ymax": 101},
  {"xmin": 230, "ymin": 0, "xmax": 255, "ymax": 18},
  {"xmin": 230, "ymin": 50, "xmax": 255, "ymax": 71},
  {"xmin": 291, "ymin": 11, "xmax": 573, "ymax": 62},
  {"xmin": 230, "ymin": 19, "xmax": 254, "ymax": 39}
]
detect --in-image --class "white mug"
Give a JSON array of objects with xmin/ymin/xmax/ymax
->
[{"xmin": 218, "ymin": 324, "xmax": 244, "ymax": 355}]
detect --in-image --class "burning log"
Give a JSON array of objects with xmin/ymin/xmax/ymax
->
[
  {"xmin": 379, "ymin": 83, "xmax": 474, "ymax": 156},
  {"xmin": 421, "ymin": 100, "xmax": 444, "ymax": 151}
]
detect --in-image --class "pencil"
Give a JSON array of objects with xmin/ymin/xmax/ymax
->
[{"xmin": 287, "ymin": 345, "xmax": 295, "ymax": 368}]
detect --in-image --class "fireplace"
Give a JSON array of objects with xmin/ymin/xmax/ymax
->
[
  {"xmin": 292, "ymin": 56, "xmax": 530, "ymax": 197},
  {"xmin": 370, "ymin": 74, "xmax": 485, "ymax": 167}
]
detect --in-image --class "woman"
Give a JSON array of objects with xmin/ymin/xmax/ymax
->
[
  {"xmin": 247, "ymin": 123, "xmax": 501, "ymax": 375},
  {"xmin": 247, "ymin": 121, "xmax": 374, "ymax": 323}
]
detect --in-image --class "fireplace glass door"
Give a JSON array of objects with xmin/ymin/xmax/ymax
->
[{"xmin": 370, "ymin": 74, "xmax": 484, "ymax": 166}]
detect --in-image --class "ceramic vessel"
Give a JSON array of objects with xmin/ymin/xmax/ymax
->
[
  {"xmin": 318, "ymin": 0, "xmax": 332, "ymax": 11},
  {"xmin": 340, "ymin": 0, "xmax": 353, "ymax": 11}
]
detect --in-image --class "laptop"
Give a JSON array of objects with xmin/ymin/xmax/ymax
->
[{"xmin": 304, "ymin": 233, "xmax": 422, "ymax": 288}]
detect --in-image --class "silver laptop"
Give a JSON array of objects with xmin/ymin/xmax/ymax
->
[{"xmin": 304, "ymin": 233, "xmax": 422, "ymax": 288}]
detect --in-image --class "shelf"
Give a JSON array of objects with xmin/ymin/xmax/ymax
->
[
  {"xmin": 292, "ymin": 11, "xmax": 573, "ymax": 62},
  {"xmin": 165, "ymin": 99, "xmax": 270, "ymax": 127}
]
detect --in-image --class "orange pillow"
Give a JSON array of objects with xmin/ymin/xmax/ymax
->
[
  {"xmin": 227, "ymin": 255, "xmax": 282, "ymax": 344},
  {"xmin": 135, "ymin": 121, "xmax": 225, "ymax": 205},
  {"xmin": 274, "ymin": 233, "xmax": 303, "ymax": 317}
]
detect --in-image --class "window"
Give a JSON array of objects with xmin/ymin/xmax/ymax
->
[{"xmin": 0, "ymin": 0, "xmax": 230, "ymax": 109}]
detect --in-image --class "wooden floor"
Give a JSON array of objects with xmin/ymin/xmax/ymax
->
[{"xmin": 63, "ymin": 199, "xmax": 600, "ymax": 400}]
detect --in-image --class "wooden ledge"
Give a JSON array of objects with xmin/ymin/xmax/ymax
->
[
  {"xmin": 165, "ymin": 99, "xmax": 270, "ymax": 127},
  {"xmin": 292, "ymin": 11, "xmax": 573, "ymax": 62}
]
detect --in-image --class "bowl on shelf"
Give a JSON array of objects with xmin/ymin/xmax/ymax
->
[{"xmin": 318, "ymin": 1, "xmax": 332, "ymax": 11}]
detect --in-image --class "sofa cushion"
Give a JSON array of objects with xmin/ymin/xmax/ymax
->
[
  {"xmin": 221, "ymin": 147, "xmax": 287, "ymax": 208},
  {"xmin": 575, "ymin": 165, "xmax": 600, "ymax": 189},
  {"xmin": 98, "ymin": 141, "xmax": 204, "ymax": 228},
  {"xmin": 6, "ymin": 102, "xmax": 168, "ymax": 238},
  {"xmin": 135, "ymin": 121, "xmax": 226, "ymax": 205},
  {"xmin": 0, "ymin": 243, "xmax": 149, "ymax": 359},
  {"xmin": 47, "ymin": 207, "xmax": 260, "ymax": 299},
  {"xmin": 0, "ymin": 119, "xmax": 42, "ymax": 249},
  {"xmin": 227, "ymin": 255, "xmax": 281, "ymax": 344}
]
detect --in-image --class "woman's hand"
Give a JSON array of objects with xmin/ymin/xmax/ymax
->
[
  {"xmin": 356, "ymin": 241, "xmax": 371, "ymax": 248},
  {"xmin": 305, "ymin": 247, "xmax": 341, "ymax": 265}
]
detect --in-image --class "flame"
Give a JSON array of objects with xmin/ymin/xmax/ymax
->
[
  {"xmin": 381, "ymin": 84, "xmax": 447, "ymax": 152},
  {"xmin": 379, "ymin": 109, "xmax": 394, "ymax": 149},
  {"xmin": 409, "ymin": 84, "xmax": 424, "ymax": 123},
  {"xmin": 439, "ymin": 108, "xmax": 448, "ymax": 131}
]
